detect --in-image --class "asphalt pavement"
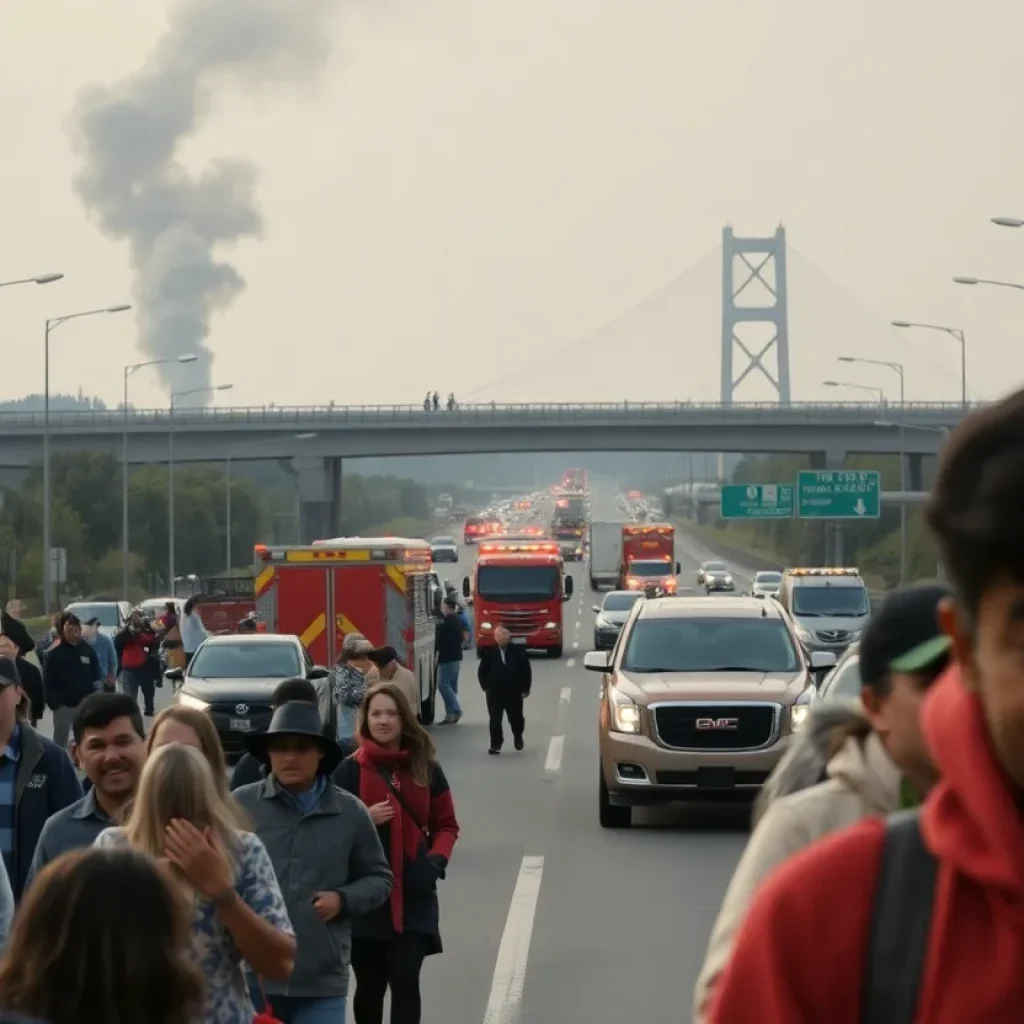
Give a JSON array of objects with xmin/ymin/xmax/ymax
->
[{"xmin": 32, "ymin": 493, "xmax": 763, "ymax": 1023}]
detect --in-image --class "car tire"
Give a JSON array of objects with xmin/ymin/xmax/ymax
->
[
  {"xmin": 599, "ymin": 770, "xmax": 632, "ymax": 828},
  {"xmin": 548, "ymin": 645, "xmax": 562, "ymax": 659}
]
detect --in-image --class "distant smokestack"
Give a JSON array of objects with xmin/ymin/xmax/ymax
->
[{"xmin": 70, "ymin": 0, "xmax": 341, "ymax": 401}]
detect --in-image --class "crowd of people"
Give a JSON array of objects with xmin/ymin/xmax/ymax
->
[{"xmin": 0, "ymin": 646, "xmax": 459, "ymax": 1023}]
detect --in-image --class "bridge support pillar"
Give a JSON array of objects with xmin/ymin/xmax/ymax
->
[
  {"xmin": 295, "ymin": 457, "xmax": 343, "ymax": 543},
  {"xmin": 907, "ymin": 453, "xmax": 925, "ymax": 493}
]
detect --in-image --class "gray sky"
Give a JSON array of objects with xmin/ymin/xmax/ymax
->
[{"xmin": 2, "ymin": 0, "xmax": 1022, "ymax": 409}]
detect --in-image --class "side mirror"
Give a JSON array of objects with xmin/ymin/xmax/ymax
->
[
  {"xmin": 809, "ymin": 651, "xmax": 837, "ymax": 671},
  {"xmin": 583, "ymin": 650, "xmax": 611, "ymax": 673},
  {"xmin": 675, "ymin": 561, "xmax": 681, "ymax": 574},
  {"xmin": 592, "ymin": 605, "xmax": 601, "ymax": 614},
  {"xmin": 164, "ymin": 667, "xmax": 184, "ymax": 683},
  {"xmin": 461, "ymin": 578, "xmax": 470, "ymax": 598},
  {"xmin": 307, "ymin": 666, "xmax": 330, "ymax": 681}
]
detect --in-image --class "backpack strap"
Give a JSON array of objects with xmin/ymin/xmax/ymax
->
[{"xmin": 862, "ymin": 809, "xmax": 938, "ymax": 1024}]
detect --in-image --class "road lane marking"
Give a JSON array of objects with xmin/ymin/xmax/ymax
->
[
  {"xmin": 572, "ymin": 640, "xmax": 579, "ymax": 649},
  {"xmin": 566, "ymin": 657, "xmax": 575, "ymax": 668},
  {"xmin": 559, "ymin": 686, "xmax": 572, "ymax": 705},
  {"xmin": 483, "ymin": 856, "xmax": 545, "ymax": 1024},
  {"xmin": 544, "ymin": 735, "xmax": 565, "ymax": 774}
]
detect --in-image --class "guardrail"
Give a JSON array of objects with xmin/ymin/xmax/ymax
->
[{"xmin": 0, "ymin": 400, "xmax": 984, "ymax": 429}]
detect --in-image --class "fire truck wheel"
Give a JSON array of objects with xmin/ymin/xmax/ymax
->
[{"xmin": 548, "ymin": 645, "xmax": 563, "ymax": 659}]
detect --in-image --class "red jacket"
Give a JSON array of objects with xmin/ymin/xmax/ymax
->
[{"xmin": 709, "ymin": 666, "xmax": 1024, "ymax": 1023}]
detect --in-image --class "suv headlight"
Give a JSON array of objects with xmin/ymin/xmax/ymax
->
[
  {"xmin": 609, "ymin": 689, "xmax": 641, "ymax": 734},
  {"xmin": 724, "ymin": 575, "xmax": 733, "ymax": 584},
  {"xmin": 791, "ymin": 704, "xmax": 811, "ymax": 731},
  {"xmin": 178, "ymin": 692, "xmax": 210, "ymax": 712}
]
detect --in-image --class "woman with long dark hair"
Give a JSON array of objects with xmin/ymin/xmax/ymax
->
[
  {"xmin": 0, "ymin": 846, "xmax": 204, "ymax": 1024},
  {"xmin": 334, "ymin": 683, "xmax": 460, "ymax": 1024}
]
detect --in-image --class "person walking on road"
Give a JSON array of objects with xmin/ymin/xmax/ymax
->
[
  {"xmin": 707, "ymin": 388, "xmax": 1024, "ymax": 1023},
  {"xmin": 0, "ymin": 655, "xmax": 81, "ymax": 903},
  {"xmin": 41, "ymin": 612, "xmax": 100, "ymax": 750},
  {"xmin": 235, "ymin": 701, "xmax": 394, "ymax": 1024},
  {"xmin": 332, "ymin": 634, "xmax": 377, "ymax": 755},
  {"xmin": 478, "ymin": 626, "xmax": 531, "ymax": 755},
  {"xmin": 334, "ymin": 682, "xmax": 460, "ymax": 1024},
  {"xmin": 179, "ymin": 598, "xmax": 209, "ymax": 668},
  {"xmin": 82, "ymin": 619, "xmax": 117, "ymax": 692},
  {"xmin": 0, "ymin": 604, "xmax": 34, "ymax": 667},
  {"xmin": 695, "ymin": 582, "xmax": 950, "ymax": 1020},
  {"xmin": 0, "ymin": 637, "xmax": 42, "ymax": 730},
  {"xmin": 435, "ymin": 599, "xmax": 466, "ymax": 725},
  {"xmin": 366, "ymin": 647, "xmax": 420, "ymax": 722},
  {"xmin": 26, "ymin": 692, "xmax": 146, "ymax": 886},
  {"xmin": 114, "ymin": 610, "xmax": 159, "ymax": 717}
]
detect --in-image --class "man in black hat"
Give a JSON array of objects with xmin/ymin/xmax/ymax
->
[{"xmin": 233, "ymin": 701, "xmax": 392, "ymax": 1021}]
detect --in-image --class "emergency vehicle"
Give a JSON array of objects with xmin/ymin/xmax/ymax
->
[
  {"xmin": 618, "ymin": 523, "xmax": 679, "ymax": 592},
  {"xmin": 462, "ymin": 540, "xmax": 574, "ymax": 658},
  {"xmin": 253, "ymin": 538, "xmax": 440, "ymax": 723}
]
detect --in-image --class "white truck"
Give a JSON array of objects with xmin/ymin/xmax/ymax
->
[{"xmin": 588, "ymin": 522, "xmax": 623, "ymax": 590}]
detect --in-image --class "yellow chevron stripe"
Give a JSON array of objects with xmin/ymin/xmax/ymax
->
[
  {"xmin": 335, "ymin": 613, "xmax": 365, "ymax": 638},
  {"xmin": 300, "ymin": 613, "xmax": 326, "ymax": 648},
  {"xmin": 385, "ymin": 565, "xmax": 406, "ymax": 593},
  {"xmin": 255, "ymin": 567, "xmax": 275, "ymax": 597}
]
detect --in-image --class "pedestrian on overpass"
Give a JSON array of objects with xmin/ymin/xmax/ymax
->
[
  {"xmin": 478, "ymin": 626, "xmax": 531, "ymax": 755},
  {"xmin": 434, "ymin": 599, "xmax": 465, "ymax": 725}
]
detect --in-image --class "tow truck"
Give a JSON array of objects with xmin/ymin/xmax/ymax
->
[
  {"xmin": 463, "ymin": 540, "xmax": 574, "ymax": 658},
  {"xmin": 253, "ymin": 538, "xmax": 440, "ymax": 722}
]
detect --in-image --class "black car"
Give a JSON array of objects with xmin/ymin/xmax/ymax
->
[
  {"xmin": 165, "ymin": 634, "xmax": 331, "ymax": 759},
  {"xmin": 592, "ymin": 590, "xmax": 644, "ymax": 650}
]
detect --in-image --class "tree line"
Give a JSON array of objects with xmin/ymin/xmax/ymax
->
[{"xmin": 0, "ymin": 452, "xmax": 431, "ymax": 609}]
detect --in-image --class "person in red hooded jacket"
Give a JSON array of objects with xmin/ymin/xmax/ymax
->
[{"xmin": 709, "ymin": 388, "xmax": 1024, "ymax": 1024}]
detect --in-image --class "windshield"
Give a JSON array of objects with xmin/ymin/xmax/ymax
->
[
  {"xmin": 189, "ymin": 642, "xmax": 302, "ymax": 679},
  {"xmin": 628, "ymin": 561, "xmax": 672, "ymax": 577},
  {"xmin": 477, "ymin": 565, "xmax": 560, "ymax": 601},
  {"xmin": 755, "ymin": 573, "xmax": 782, "ymax": 584},
  {"xmin": 703, "ymin": 562, "xmax": 728, "ymax": 573},
  {"xmin": 621, "ymin": 617, "xmax": 800, "ymax": 673},
  {"xmin": 602, "ymin": 592, "xmax": 643, "ymax": 612},
  {"xmin": 66, "ymin": 604, "xmax": 120, "ymax": 627},
  {"xmin": 823, "ymin": 656, "xmax": 862, "ymax": 699},
  {"xmin": 431, "ymin": 537, "xmax": 456, "ymax": 546},
  {"xmin": 791, "ymin": 584, "xmax": 869, "ymax": 617}
]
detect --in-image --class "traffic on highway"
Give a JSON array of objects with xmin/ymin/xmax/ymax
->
[{"xmin": 3, "ymin": 408, "xmax": 1024, "ymax": 1022}]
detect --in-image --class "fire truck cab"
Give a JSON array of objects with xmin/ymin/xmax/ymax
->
[
  {"xmin": 462, "ymin": 540, "xmax": 574, "ymax": 658},
  {"xmin": 254, "ymin": 538, "xmax": 440, "ymax": 723}
]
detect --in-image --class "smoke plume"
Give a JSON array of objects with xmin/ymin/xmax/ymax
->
[{"xmin": 70, "ymin": 0, "xmax": 340, "ymax": 401}]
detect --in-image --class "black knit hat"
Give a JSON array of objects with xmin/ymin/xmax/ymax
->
[{"xmin": 245, "ymin": 702, "xmax": 343, "ymax": 774}]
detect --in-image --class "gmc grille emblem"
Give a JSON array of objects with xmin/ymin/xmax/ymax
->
[
  {"xmin": 235, "ymin": 704, "xmax": 250, "ymax": 714},
  {"xmin": 695, "ymin": 717, "xmax": 740, "ymax": 731}
]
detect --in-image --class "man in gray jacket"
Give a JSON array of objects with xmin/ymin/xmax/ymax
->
[{"xmin": 234, "ymin": 702, "xmax": 393, "ymax": 1022}]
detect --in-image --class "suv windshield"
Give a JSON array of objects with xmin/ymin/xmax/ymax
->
[
  {"xmin": 703, "ymin": 562, "xmax": 727, "ymax": 573},
  {"xmin": 190, "ymin": 642, "xmax": 301, "ymax": 679},
  {"xmin": 477, "ymin": 565, "xmax": 560, "ymax": 601},
  {"xmin": 66, "ymin": 604, "xmax": 120, "ymax": 627},
  {"xmin": 755, "ymin": 573, "xmax": 782, "ymax": 584},
  {"xmin": 791, "ymin": 584, "xmax": 869, "ymax": 617},
  {"xmin": 628, "ymin": 561, "xmax": 671, "ymax": 578},
  {"xmin": 603, "ymin": 592, "xmax": 643, "ymax": 612},
  {"xmin": 622, "ymin": 617, "xmax": 800, "ymax": 673}
]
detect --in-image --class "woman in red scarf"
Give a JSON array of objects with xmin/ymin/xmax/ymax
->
[{"xmin": 333, "ymin": 682, "xmax": 460, "ymax": 1024}]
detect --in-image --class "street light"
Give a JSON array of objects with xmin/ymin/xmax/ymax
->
[
  {"xmin": 953, "ymin": 275, "xmax": 1024, "ymax": 292},
  {"xmin": 121, "ymin": 354, "xmax": 198, "ymax": 599},
  {"xmin": 224, "ymin": 432, "xmax": 316, "ymax": 572},
  {"xmin": 991, "ymin": 216, "xmax": 1024, "ymax": 229},
  {"xmin": 0, "ymin": 273, "xmax": 64, "ymax": 289},
  {"xmin": 839, "ymin": 355, "xmax": 908, "ymax": 584},
  {"xmin": 42, "ymin": 303, "xmax": 132, "ymax": 613},
  {"xmin": 890, "ymin": 320, "xmax": 966, "ymax": 408},
  {"xmin": 169, "ymin": 384, "xmax": 233, "ymax": 592},
  {"xmin": 822, "ymin": 380, "xmax": 885, "ymax": 403}
]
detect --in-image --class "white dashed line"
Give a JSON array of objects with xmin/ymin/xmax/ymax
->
[
  {"xmin": 544, "ymin": 735, "xmax": 565, "ymax": 773},
  {"xmin": 483, "ymin": 856, "xmax": 545, "ymax": 1024},
  {"xmin": 572, "ymin": 640, "xmax": 579, "ymax": 650},
  {"xmin": 559, "ymin": 686, "xmax": 572, "ymax": 705},
  {"xmin": 566, "ymin": 657, "xmax": 576, "ymax": 669}
]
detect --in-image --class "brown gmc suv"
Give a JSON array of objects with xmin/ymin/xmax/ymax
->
[{"xmin": 586, "ymin": 595, "xmax": 835, "ymax": 828}]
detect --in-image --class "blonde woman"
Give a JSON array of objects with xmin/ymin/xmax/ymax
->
[{"xmin": 95, "ymin": 743, "xmax": 295, "ymax": 1024}]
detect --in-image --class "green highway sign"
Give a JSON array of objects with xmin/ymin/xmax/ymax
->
[
  {"xmin": 797, "ymin": 470, "xmax": 881, "ymax": 519},
  {"xmin": 720, "ymin": 483, "xmax": 795, "ymax": 519}
]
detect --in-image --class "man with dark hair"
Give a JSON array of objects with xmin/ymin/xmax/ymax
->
[
  {"xmin": 25, "ymin": 692, "xmax": 146, "ymax": 888},
  {"xmin": 230, "ymin": 677, "xmax": 323, "ymax": 790},
  {"xmin": 41, "ymin": 612, "xmax": 100, "ymax": 749},
  {"xmin": 708, "ymin": 392, "xmax": 1024, "ymax": 1022}
]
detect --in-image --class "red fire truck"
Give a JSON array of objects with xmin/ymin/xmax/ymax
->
[
  {"xmin": 618, "ymin": 523, "xmax": 680, "ymax": 594},
  {"xmin": 253, "ymin": 538, "xmax": 441, "ymax": 722},
  {"xmin": 462, "ymin": 540, "xmax": 574, "ymax": 658}
]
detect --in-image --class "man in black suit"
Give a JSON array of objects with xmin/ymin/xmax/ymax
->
[{"xmin": 478, "ymin": 626, "xmax": 531, "ymax": 755}]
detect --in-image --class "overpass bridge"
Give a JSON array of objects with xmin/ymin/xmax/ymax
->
[{"xmin": 0, "ymin": 400, "xmax": 971, "ymax": 539}]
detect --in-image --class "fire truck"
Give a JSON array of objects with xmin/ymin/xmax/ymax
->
[
  {"xmin": 253, "ymin": 538, "xmax": 441, "ymax": 723},
  {"xmin": 462, "ymin": 540, "xmax": 574, "ymax": 658},
  {"xmin": 562, "ymin": 468, "xmax": 588, "ymax": 492},
  {"xmin": 551, "ymin": 494, "xmax": 587, "ymax": 539},
  {"xmin": 176, "ymin": 576, "xmax": 258, "ymax": 633},
  {"xmin": 618, "ymin": 523, "xmax": 680, "ymax": 594}
]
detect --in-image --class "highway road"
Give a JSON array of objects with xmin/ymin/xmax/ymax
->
[{"xmin": 32, "ymin": 492, "xmax": 761, "ymax": 1023}]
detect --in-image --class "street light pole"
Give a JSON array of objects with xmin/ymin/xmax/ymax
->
[
  {"xmin": 122, "ymin": 354, "xmax": 197, "ymax": 599},
  {"xmin": 891, "ymin": 320, "xmax": 966, "ymax": 409},
  {"xmin": 168, "ymin": 384, "xmax": 233, "ymax": 593},
  {"xmin": 822, "ymin": 380, "xmax": 885, "ymax": 404},
  {"xmin": 0, "ymin": 273, "xmax": 63, "ymax": 289},
  {"xmin": 42, "ymin": 304, "xmax": 131, "ymax": 613},
  {"xmin": 225, "ymin": 456, "xmax": 232, "ymax": 573}
]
